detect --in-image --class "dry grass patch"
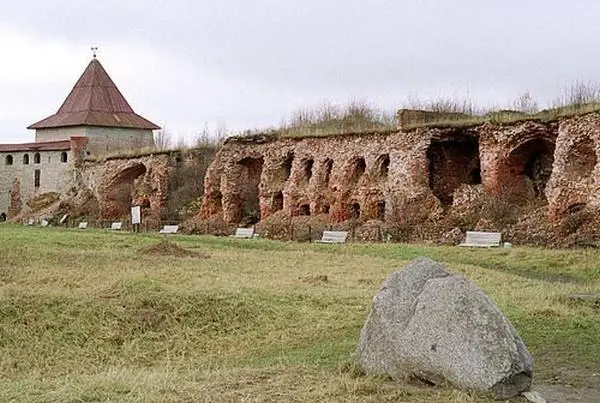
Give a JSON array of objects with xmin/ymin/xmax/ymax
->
[{"xmin": 0, "ymin": 225, "xmax": 598, "ymax": 402}]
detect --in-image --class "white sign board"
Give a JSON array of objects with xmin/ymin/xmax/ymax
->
[{"xmin": 131, "ymin": 205, "xmax": 141, "ymax": 224}]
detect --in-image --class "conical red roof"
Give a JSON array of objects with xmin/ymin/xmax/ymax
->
[{"xmin": 28, "ymin": 58, "xmax": 160, "ymax": 130}]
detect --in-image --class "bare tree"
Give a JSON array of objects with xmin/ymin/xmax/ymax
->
[
  {"xmin": 553, "ymin": 80, "xmax": 600, "ymax": 109},
  {"xmin": 405, "ymin": 95, "xmax": 477, "ymax": 115},
  {"xmin": 154, "ymin": 129, "xmax": 171, "ymax": 150},
  {"xmin": 512, "ymin": 91, "xmax": 538, "ymax": 113},
  {"xmin": 195, "ymin": 123, "xmax": 229, "ymax": 147},
  {"xmin": 175, "ymin": 134, "xmax": 188, "ymax": 149}
]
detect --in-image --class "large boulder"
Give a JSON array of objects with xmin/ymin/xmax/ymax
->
[{"xmin": 357, "ymin": 257, "xmax": 533, "ymax": 398}]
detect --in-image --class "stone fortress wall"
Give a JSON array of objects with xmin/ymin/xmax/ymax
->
[
  {"xmin": 3, "ymin": 108, "xmax": 598, "ymax": 244},
  {"xmin": 0, "ymin": 145, "xmax": 215, "ymax": 227},
  {"xmin": 32, "ymin": 147, "xmax": 216, "ymax": 228},
  {"xmin": 0, "ymin": 137, "xmax": 88, "ymax": 220},
  {"xmin": 198, "ymin": 112, "xmax": 600, "ymax": 227}
]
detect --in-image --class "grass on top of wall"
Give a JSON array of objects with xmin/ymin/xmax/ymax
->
[
  {"xmin": 229, "ymin": 84, "xmax": 600, "ymax": 141},
  {"xmin": 85, "ymin": 145, "xmax": 219, "ymax": 163},
  {"xmin": 402, "ymin": 102, "xmax": 600, "ymax": 131}
]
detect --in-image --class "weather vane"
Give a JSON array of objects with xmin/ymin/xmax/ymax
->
[{"xmin": 91, "ymin": 46, "xmax": 98, "ymax": 58}]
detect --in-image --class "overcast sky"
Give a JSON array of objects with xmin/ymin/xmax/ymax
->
[{"xmin": 1, "ymin": 0, "xmax": 599, "ymax": 144}]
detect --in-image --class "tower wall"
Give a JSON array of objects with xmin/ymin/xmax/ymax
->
[{"xmin": 36, "ymin": 126, "xmax": 155, "ymax": 156}]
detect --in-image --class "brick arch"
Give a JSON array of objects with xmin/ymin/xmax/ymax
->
[
  {"xmin": 232, "ymin": 156, "xmax": 264, "ymax": 224},
  {"xmin": 427, "ymin": 133, "xmax": 480, "ymax": 205},
  {"xmin": 503, "ymin": 137, "xmax": 556, "ymax": 200},
  {"xmin": 100, "ymin": 162, "xmax": 148, "ymax": 219}
]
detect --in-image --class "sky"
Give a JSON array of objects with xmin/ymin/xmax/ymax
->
[{"xmin": 1, "ymin": 0, "xmax": 600, "ymax": 144}]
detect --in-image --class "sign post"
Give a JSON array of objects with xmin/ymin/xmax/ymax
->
[{"xmin": 131, "ymin": 205, "xmax": 141, "ymax": 232}]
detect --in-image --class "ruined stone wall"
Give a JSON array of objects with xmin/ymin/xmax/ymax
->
[
  {"xmin": 200, "ymin": 131, "xmax": 440, "ymax": 225},
  {"xmin": 199, "ymin": 113, "xmax": 600, "ymax": 229},
  {"xmin": 77, "ymin": 148, "xmax": 215, "ymax": 227},
  {"xmin": 546, "ymin": 114, "xmax": 600, "ymax": 219},
  {"xmin": 478, "ymin": 120, "xmax": 557, "ymax": 201}
]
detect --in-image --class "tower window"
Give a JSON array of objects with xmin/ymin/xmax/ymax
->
[
  {"xmin": 34, "ymin": 153, "xmax": 41, "ymax": 164},
  {"xmin": 34, "ymin": 169, "xmax": 41, "ymax": 188},
  {"xmin": 61, "ymin": 152, "xmax": 68, "ymax": 163},
  {"xmin": 5, "ymin": 155, "xmax": 13, "ymax": 165},
  {"xmin": 23, "ymin": 154, "xmax": 29, "ymax": 164}
]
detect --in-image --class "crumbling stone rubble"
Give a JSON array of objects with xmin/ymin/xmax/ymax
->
[{"xmin": 197, "ymin": 112, "xmax": 600, "ymax": 244}]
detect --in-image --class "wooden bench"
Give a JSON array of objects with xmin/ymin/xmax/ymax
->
[
  {"xmin": 459, "ymin": 231, "xmax": 502, "ymax": 248},
  {"xmin": 110, "ymin": 222, "xmax": 122, "ymax": 231},
  {"xmin": 317, "ymin": 230, "xmax": 348, "ymax": 244},
  {"xmin": 78, "ymin": 222, "xmax": 88, "ymax": 229},
  {"xmin": 232, "ymin": 227, "xmax": 255, "ymax": 239},
  {"xmin": 159, "ymin": 225, "xmax": 179, "ymax": 234}
]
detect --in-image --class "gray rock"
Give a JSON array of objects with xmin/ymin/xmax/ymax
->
[{"xmin": 357, "ymin": 257, "xmax": 533, "ymax": 398}]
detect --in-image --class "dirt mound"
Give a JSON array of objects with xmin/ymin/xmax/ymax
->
[
  {"xmin": 298, "ymin": 274, "xmax": 329, "ymax": 285},
  {"xmin": 139, "ymin": 240, "xmax": 208, "ymax": 258}
]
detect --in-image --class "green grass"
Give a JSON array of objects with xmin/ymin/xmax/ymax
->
[{"xmin": 0, "ymin": 225, "xmax": 598, "ymax": 402}]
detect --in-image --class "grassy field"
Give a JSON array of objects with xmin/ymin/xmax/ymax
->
[{"xmin": 0, "ymin": 225, "xmax": 598, "ymax": 402}]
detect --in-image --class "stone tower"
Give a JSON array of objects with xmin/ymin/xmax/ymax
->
[{"xmin": 28, "ymin": 57, "xmax": 160, "ymax": 155}]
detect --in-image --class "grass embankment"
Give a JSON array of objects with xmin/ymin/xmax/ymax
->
[{"xmin": 0, "ymin": 225, "xmax": 598, "ymax": 402}]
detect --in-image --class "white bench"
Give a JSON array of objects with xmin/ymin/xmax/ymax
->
[
  {"xmin": 110, "ymin": 222, "xmax": 122, "ymax": 231},
  {"xmin": 24, "ymin": 218, "xmax": 34, "ymax": 226},
  {"xmin": 159, "ymin": 225, "xmax": 179, "ymax": 234},
  {"xmin": 232, "ymin": 227, "xmax": 255, "ymax": 239},
  {"xmin": 41, "ymin": 220, "xmax": 49, "ymax": 227},
  {"xmin": 78, "ymin": 222, "xmax": 88, "ymax": 229},
  {"xmin": 317, "ymin": 230, "xmax": 348, "ymax": 244},
  {"xmin": 459, "ymin": 231, "xmax": 502, "ymax": 248}
]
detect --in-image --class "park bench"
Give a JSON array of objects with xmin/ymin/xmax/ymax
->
[
  {"xmin": 317, "ymin": 230, "xmax": 348, "ymax": 244},
  {"xmin": 232, "ymin": 227, "xmax": 255, "ymax": 239},
  {"xmin": 110, "ymin": 222, "xmax": 122, "ymax": 231},
  {"xmin": 459, "ymin": 231, "xmax": 502, "ymax": 248},
  {"xmin": 24, "ymin": 218, "xmax": 34, "ymax": 226},
  {"xmin": 78, "ymin": 222, "xmax": 88, "ymax": 229},
  {"xmin": 159, "ymin": 225, "xmax": 179, "ymax": 234},
  {"xmin": 41, "ymin": 220, "xmax": 49, "ymax": 227}
]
